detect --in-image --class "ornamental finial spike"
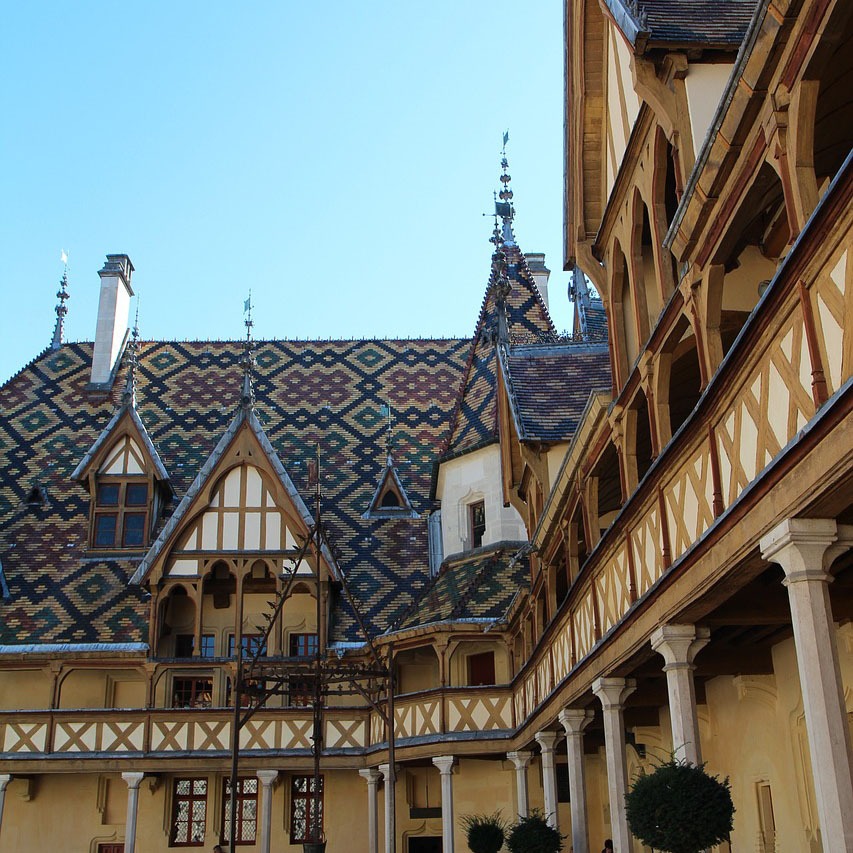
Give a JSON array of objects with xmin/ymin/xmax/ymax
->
[
  {"xmin": 51, "ymin": 250, "xmax": 71, "ymax": 349},
  {"xmin": 240, "ymin": 292, "xmax": 256, "ymax": 412}
]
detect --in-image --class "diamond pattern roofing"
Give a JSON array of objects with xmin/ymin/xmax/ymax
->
[{"xmin": 0, "ymin": 339, "xmax": 469, "ymax": 645}]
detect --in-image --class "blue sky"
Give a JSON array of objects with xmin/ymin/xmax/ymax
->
[{"xmin": 0, "ymin": 2, "xmax": 570, "ymax": 383}]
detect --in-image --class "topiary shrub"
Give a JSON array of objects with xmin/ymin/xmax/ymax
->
[
  {"xmin": 506, "ymin": 810, "xmax": 563, "ymax": 853},
  {"xmin": 625, "ymin": 759, "xmax": 734, "ymax": 853},
  {"xmin": 460, "ymin": 811, "xmax": 507, "ymax": 853}
]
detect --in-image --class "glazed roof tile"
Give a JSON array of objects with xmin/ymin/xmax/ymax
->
[
  {"xmin": 641, "ymin": 0, "xmax": 756, "ymax": 46},
  {"xmin": 606, "ymin": 0, "xmax": 757, "ymax": 50},
  {"xmin": 396, "ymin": 543, "xmax": 529, "ymax": 630},
  {"xmin": 502, "ymin": 343, "xmax": 611, "ymax": 442},
  {"xmin": 0, "ymin": 339, "xmax": 469, "ymax": 645},
  {"xmin": 445, "ymin": 247, "xmax": 555, "ymax": 456}
]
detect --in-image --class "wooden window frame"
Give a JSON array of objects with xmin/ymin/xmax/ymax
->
[
  {"xmin": 169, "ymin": 777, "xmax": 207, "ymax": 847},
  {"xmin": 171, "ymin": 676, "xmax": 213, "ymax": 709},
  {"xmin": 289, "ymin": 775, "xmax": 324, "ymax": 845},
  {"xmin": 175, "ymin": 634, "xmax": 215, "ymax": 659},
  {"xmin": 91, "ymin": 477, "xmax": 151, "ymax": 550},
  {"xmin": 221, "ymin": 776, "xmax": 259, "ymax": 846},
  {"xmin": 228, "ymin": 633, "xmax": 267, "ymax": 658},
  {"xmin": 289, "ymin": 633, "xmax": 318, "ymax": 658}
]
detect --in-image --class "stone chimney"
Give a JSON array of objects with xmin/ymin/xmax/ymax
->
[
  {"xmin": 525, "ymin": 252, "xmax": 550, "ymax": 311},
  {"xmin": 90, "ymin": 254, "xmax": 134, "ymax": 387}
]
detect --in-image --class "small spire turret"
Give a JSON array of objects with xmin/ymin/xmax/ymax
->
[{"xmin": 51, "ymin": 251, "xmax": 70, "ymax": 349}]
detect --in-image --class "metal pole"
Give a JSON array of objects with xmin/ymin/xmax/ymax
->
[
  {"xmin": 311, "ymin": 444, "xmax": 323, "ymax": 846},
  {"xmin": 387, "ymin": 642, "xmax": 396, "ymax": 853},
  {"xmin": 228, "ymin": 574, "xmax": 243, "ymax": 853}
]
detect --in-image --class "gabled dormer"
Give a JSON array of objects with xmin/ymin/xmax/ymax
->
[
  {"xmin": 130, "ymin": 403, "xmax": 338, "ymax": 588},
  {"xmin": 72, "ymin": 404, "xmax": 171, "ymax": 551},
  {"xmin": 363, "ymin": 452, "xmax": 418, "ymax": 519}
]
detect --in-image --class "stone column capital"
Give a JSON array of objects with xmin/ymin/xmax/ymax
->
[
  {"xmin": 592, "ymin": 677, "xmax": 636, "ymax": 709},
  {"xmin": 0, "ymin": 774, "xmax": 11, "ymax": 792},
  {"xmin": 378, "ymin": 763, "xmax": 399, "ymax": 782},
  {"xmin": 506, "ymin": 750, "xmax": 534, "ymax": 770},
  {"xmin": 534, "ymin": 730, "xmax": 561, "ymax": 752},
  {"xmin": 651, "ymin": 624, "xmax": 710, "ymax": 668},
  {"xmin": 432, "ymin": 755, "xmax": 455, "ymax": 775},
  {"xmin": 121, "ymin": 772, "xmax": 145, "ymax": 790},
  {"xmin": 559, "ymin": 708, "xmax": 594, "ymax": 737},
  {"xmin": 760, "ymin": 518, "xmax": 850, "ymax": 579},
  {"xmin": 359, "ymin": 768, "xmax": 382, "ymax": 785},
  {"xmin": 256, "ymin": 770, "xmax": 279, "ymax": 788}
]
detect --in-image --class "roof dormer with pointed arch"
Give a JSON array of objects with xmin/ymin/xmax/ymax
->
[{"xmin": 130, "ymin": 387, "xmax": 339, "ymax": 587}]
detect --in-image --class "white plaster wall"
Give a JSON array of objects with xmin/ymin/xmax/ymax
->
[
  {"xmin": 605, "ymin": 22, "xmax": 642, "ymax": 197},
  {"xmin": 546, "ymin": 443, "xmax": 570, "ymax": 494},
  {"xmin": 685, "ymin": 63, "xmax": 734, "ymax": 156},
  {"xmin": 435, "ymin": 444, "xmax": 526, "ymax": 555}
]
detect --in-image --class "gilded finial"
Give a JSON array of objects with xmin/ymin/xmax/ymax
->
[{"xmin": 51, "ymin": 250, "xmax": 70, "ymax": 350}]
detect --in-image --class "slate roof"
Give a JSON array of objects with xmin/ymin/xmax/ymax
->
[
  {"xmin": 396, "ymin": 542, "xmax": 529, "ymax": 630},
  {"xmin": 0, "ymin": 338, "xmax": 469, "ymax": 646},
  {"xmin": 641, "ymin": 0, "xmax": 756, "ymax": 47},
  {"xmin": 502, "ymin": 343, "xmax": 611, "ymax": 442},
  {"xmin": 444, "ymin": 244, "xmax": 555, "ymax": 456},
  {"xmin": 605, "ymin": 0, "xmax": 758, "ymax": 51},
  {"xmin": 580, "ymin": 299, "xmax": 608, "ymax": 342}
]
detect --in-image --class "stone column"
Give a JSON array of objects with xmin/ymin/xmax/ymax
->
[
  {"xmin": 121, "ymin": 772, "xmax": 145, "ymax": 853},
  {"xmin": 592, "ymin": 677, "xmax": 636, "ymax": 853},
  {"xmin": 0, "ymin": 775, "xmax": 11, "ymax": 842},
  {"xmin": 378, "ymin": 763, "xmax": 398, "ymax": 853},
  {"xmin": 432, "ymin": 756, "xmax": 456, "ymax": 853},
  {"xmin": 650, "ymin": 624, "xmax": 710, "ymax": 765},
  {"xmin": 559, "ymin": 709, "xmax": 594, "ymax": 853},
  {"xmin": 761, "ymin": 518, "xmax": 853, "ymax": 851},
  {"xmin": 359, "ymin": 768, "xmax": 382, "ymax": 853},
  {"xmin": 256, "ymin": 770, "xmax": 278, "ymax": 853},
  {"xmin": 506, "ymin": 751, "xmax": 533, "ymax": 818},
  {"xmin": 535, "ymin": 731, "xmax": 560, "ymax": 830}
]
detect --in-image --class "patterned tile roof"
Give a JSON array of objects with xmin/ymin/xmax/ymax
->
[
  {"xmin": 606, "ymin": 0, "xmax": 757, "ymax": 49},
  {"xmin": 395, "ymin": 542, "xmax": 529, "ymax": 630},
  {"xmin": 444, "ymin": 245, "xmax": 555, "ymax": 456},
  {"xmin": 0, "ymin": 338, "xmax": 470, "ymax": 646},
  {"xmin": 641, "ymin": 0, "xmax": 756, "ymax": 47},
  {"xmin": 581, "ymin": 300, "xmax": 608, "ymax": 342},
  {"xmin": 502, "ymin": 343, "xmax": 611, "ymax": 442}
]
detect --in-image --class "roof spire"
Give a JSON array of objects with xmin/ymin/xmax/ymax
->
[
  {"xmin": 496, "ymin": 132, "xmax": 516, "ymax": 248},
  {"xmin": 121, "ymin": 301, "xmax": 141, "ymax": 408},
  {"xmin": 51, "ymin": 250, "xmax": 70, "ymax": 349},
  {"xmin": 240, "ymin": 291, "xmax": 255, "ymax": 412},
  {"xmin": 487, "ymin": 136, "xmax": 514, "ymax": 341}
]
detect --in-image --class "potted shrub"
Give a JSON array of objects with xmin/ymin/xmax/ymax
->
[
  {"xmin": 461, "ymin": 811, "xmax": 508, "ymax": 853},
  {"xmin": 625, "ymin": 758, "xmax": 734, "ymax": 853},
  {"xmin": 506, "ymin": 810, "xmax": 563, "ymax": 853}
]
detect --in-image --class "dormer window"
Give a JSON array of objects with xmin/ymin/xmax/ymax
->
[
  {"xmin": 93, "ymin": 479, "xmax": 150, "ymax": 548},
  {"xmin": 72, "ymin": 407, "xmax": 172, "ymax": 554},
  {"xmin": 362, "ymin": 454, "xmax": 419, "ymax": 520},
  {"xmin": 25, "ymin": 484, "xmax": 49, "ymax": 508}
]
